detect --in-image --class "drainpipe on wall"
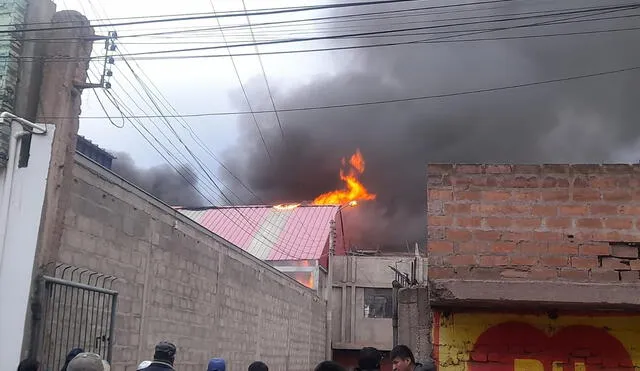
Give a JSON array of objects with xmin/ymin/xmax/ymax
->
[
  {"xmin": 325, "ymin": 219, "xmax": 336, "ymax": 360},
  {"xmin": 392, "ymin": 279, "xmax": 402, "ymax": 348},
  {"xmin": 0, "ymin": 112, "xmax": 52, "ymax": 371},
  {"xmin": 0, "ymin": 112, "xmax": 47, "ymax": 265}
]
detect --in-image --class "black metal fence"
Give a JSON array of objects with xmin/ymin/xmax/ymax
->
[{"xmin": 34, "ymin": 264, "xmax": 118, "ymax": 371}]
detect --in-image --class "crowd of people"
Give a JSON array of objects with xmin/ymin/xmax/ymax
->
[{"xmin": 17, "ymin": 341, "xmax": 435, "ymax": 371}]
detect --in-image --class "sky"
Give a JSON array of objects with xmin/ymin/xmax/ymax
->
[{"xmin": 51, "ymin": 0, "xmax": 640, "ymax": 248}]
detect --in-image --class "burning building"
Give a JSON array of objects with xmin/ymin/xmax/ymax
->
[{"xmin": 177, "ymin": 203, "xmax": 348, "ymax": 291}]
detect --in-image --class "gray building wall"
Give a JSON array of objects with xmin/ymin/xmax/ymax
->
[
  {"xmin": 55, "ymin": 155, "xmax": 326, "ymax": 371},
  {"xmin": 331, "ymin": 255, "xmax": 425, "ymax": 351}
]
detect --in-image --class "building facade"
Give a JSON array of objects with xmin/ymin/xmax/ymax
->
[
  {"xmin": 399, "ymin": 164, "xmax": 640, "ymax": 370},
  {"xmin": 332, "ymin": 254, "xmax": 426, "ymax": 370}
]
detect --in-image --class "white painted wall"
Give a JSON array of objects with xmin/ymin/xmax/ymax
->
[{"xmin": 0, "ymin": 121, "xmax": 55, "ymax": 371}]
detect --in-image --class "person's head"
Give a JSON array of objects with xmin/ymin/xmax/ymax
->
[
  {"xmin": 358, "ymin": 347, "xmax": 381, "ymax": 370},
  {"xmin": 66, "ymin": 353, "xmax": 105, "ymax": 371},
  {"xmin": 207, "ymin": 358, "xmax": 226, "ymax": 371},
  {"xmin": 137, "ymin": 361, "xmax": 152, "ymax": 371},
  {"xmin": 62, "ymin": 348, "xmax": 85, "ymax": 371},
  {"xmin": 18, "ymin": 358, "xmax": 39, "ymax": 371},
  {"xmin": 390, "ymin": 345, "xmax": 415, "ymax": 371},
  {"xmin": 153, "ymin": 341, "xmax": 177, "ymax": 365},
  {"xmin": 248, "ymin": 361, "xmax": 268, "ymax": 371},
  {"xmin": 314, "ymin": 361, "xmax": 346, "ymax": 371}
]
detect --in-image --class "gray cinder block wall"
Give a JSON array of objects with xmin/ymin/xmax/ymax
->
[{"xmin": 57, "ymin": 156, "xmax": 326, "ymax": 371}]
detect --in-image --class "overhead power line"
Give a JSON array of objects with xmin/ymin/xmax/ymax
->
[
  {"xmin": 4, "ymin": 3, "xmax": 637, "ymax": 43},
  {"xmin": 84, "ymin": 0, "xmax": 323, "ymax": 259},
  {"xmin": 119, "ymin": 1, "xmax": 640, "ymax": 40},
  {"xmin": 239, "ymin": 0, "xmax": 286, "ymax": 140},
  {"xmin": 56, "ymin": 63, "xmax": 640, "ymax": 120},
  {"xmin": 207, "ymin": 0, "xmax": 273, "ymax": 161},
  {"xmin": 78, "ymin": 4, "xmax": 640, "ymax": 58},
  {"xmin": 0, "ymin": 0, "xmax": 506, "ymax": 34},
  {"xmin": 4, "ymin": 11, "xmax": 639, "ymax": 63}
]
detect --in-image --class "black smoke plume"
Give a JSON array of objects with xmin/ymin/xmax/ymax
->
[
  {"xmin": 111, "ymin": 152, "xmax": 203, "ymax": 207},
  {"xmin": 222, "ymin": 0, "xmax": 640, "ymax": 250}
]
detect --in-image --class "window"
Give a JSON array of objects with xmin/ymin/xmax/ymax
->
[{"xmin": 364, "ymin": 288, "xmax": 393, "ymax": 318}]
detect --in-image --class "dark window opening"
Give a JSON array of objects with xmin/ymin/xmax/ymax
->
[{"xmin": 364, "ymin": 288, "xmax": 392, "ymax": 318}]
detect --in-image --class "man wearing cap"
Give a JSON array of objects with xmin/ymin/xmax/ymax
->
[
  {"xmin": 145, "ymin": 341, "xmax": 177, "ymax": 371},
  {"xmin": 66, "ymin": 353, "xmax": 104, "ymax": 371}
]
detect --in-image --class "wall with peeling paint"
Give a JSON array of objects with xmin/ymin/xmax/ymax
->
[{"xmin": 433, "ymin": 311, "xmax": 640, "ymax": 370}]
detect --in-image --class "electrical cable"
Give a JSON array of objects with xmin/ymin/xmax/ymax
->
[
  {"xmin": 239, "ymin": 0, "xmax": 286, "ymax": 139},
  {"xmin": 5, "ymin": 8, "xmax": 640, "ymax": 61},
  {"xmin": 93, "ymin": 73, "xmax": 315, "ymax": 259},
  {"xmin": 0, "ymin": 0, "xmax": 496, "ymax": 34},
  {"xmin": 206, "ymin": 0, "xmax": 273, "ymax": 161},
  {"xmin": 5, "ymin": 1, "xmax": 636, "ymax": 43},
  {"xmin": 65, "ymin": 63, "xmax": 640, "ymax": 121},
  {"xmin": 120, "ymin": 57, "xmax": 321, "ymax": 247},
  {"xmin": 70, "ymin": 4, "xmax": 640, "ymax": 58},
  {"xmin": 83, "ymin": 0, "xmax": 324, "ymax": 257},
  {"xmin": 109, "ymin": 56, "xmax": 320, "ymax": 253}
]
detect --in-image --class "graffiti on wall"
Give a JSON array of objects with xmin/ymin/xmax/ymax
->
[{"xmin": 433, "ymin": 312, "xmax": 640, "ymax": 371}]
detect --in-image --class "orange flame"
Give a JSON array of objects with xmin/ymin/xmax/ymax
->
[{"xmin": 312, "ymin": 149, "xmax": 376, "ymax": 205}]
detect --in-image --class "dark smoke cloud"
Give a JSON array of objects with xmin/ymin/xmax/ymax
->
[
  {"xmin": 222, "ymin": 0, "xmax": 640, "ymax": 249},
  {"xmin": 111, "ymin": 152, "xmax": 203, "ymax": 207}
]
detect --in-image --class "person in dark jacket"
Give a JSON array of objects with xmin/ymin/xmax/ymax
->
[
  {"xmin": 248, "ymin": 361, "xmax": 268, "ymax": 371},
  {"xmin": 61, "ymin": 348, "xmax": 84, "ymax": 371},
  {"xmin": 355, "ymin": 347, "xmax": 382, "ymax": 371},
  {"xmin": 145, "ymin": 341, "xmax": 176, "ymax": 371},
  {"xmin": 390, "ymin": 345, "xmax": 436, "ymax": 371},
  {"xmin": 207, "ymin": 358, "xmax": 225, "ymax": 371},
  {"xmin": 18, "ymin": 358, "xmax": 39, "ymax": 371}
]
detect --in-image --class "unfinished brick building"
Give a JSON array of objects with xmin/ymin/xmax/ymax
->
[{"xmin": 398, "ymin": 164, "xmax": 640, "ymax": 371}]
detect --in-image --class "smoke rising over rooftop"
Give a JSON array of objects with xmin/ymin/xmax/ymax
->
[
  {"xmin": 111, "ymin": 152, "xmax": 203, "ymax": 207},
  {"xmin": 222, "ymin": 0, "xmax": 640, "ymax": 249}
]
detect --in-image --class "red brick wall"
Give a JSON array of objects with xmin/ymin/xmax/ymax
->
[{"xmin": 426, "ymin": 164, "xmax": 640, "ymax": 282}]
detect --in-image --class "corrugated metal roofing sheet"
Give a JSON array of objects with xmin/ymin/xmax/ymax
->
[{"xmin": 178, "ymin": 205, "xmax": 340, "ymax": 261}]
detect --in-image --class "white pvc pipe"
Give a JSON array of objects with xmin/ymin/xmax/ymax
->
[{"xmin": 0, "ymin": 112, "xmax": 47, "ymax": 269}]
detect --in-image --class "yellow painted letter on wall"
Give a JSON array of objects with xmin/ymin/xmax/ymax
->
[{"xmin": 514, "ymin": 359, "xmax": 544, "ymax": 371}]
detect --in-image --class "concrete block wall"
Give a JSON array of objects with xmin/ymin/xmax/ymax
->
[
  {"xmin": 55, "ymin": 156, "xmax": 326, "ymax": 371},
  {"xmin": 426, "ymin": 164, "xmax": 640, "ymax": 282}
]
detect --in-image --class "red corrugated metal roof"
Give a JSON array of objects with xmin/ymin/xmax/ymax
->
[{"xmin": 178, "ymin": 205, "xmax": 340, "ymax": 261}]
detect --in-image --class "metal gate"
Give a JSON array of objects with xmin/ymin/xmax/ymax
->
[{"xmin": 34, "ymin": 264, "xmax": 118, "ymax": 371}]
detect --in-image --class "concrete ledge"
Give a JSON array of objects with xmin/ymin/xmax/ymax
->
[
  {"xmin": 333, "ymin": 342, "xmax": 391, "ymax": 351},
  {"xmin": 430, "ymin": 279, "xmax": 640, "ymax": 310}
]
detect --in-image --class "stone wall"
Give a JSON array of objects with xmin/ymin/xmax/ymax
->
[
  {"xmin": 426, "ymin": 164, "xmax": 640, "ymax": 282},
  {"xmin": 51, "ymin": 155, "xmax": 326, "ymax": 371}
]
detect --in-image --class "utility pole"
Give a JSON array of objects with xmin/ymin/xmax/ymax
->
[{"xmin": 325, "ymin": 219, "xmax": 336, "ymax": 360}]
